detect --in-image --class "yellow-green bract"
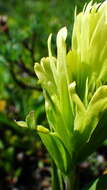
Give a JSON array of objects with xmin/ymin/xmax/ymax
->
[{"xmin": 34, "ymin": 1, "xmax": 107, "ymax": 175}]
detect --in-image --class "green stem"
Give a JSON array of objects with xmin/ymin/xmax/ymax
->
[
  {"xmin": 66, "ymin": 170, "xmax": 76, "ymax": 190},
  {"xmin": 51, "ymin": 160, "xmax": 63, "ymax": 190}
]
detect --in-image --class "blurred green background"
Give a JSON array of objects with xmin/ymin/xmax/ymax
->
[{"xmin": 0, "ymin": 0, "xmax": 106, "ymax": 190}]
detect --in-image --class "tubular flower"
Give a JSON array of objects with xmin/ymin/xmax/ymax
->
[{"xmin": 33, "ymin": 1, "xmax": 107, "ymax": 174}]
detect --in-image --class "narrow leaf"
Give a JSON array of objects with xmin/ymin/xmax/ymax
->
[
  {"xmin": 83, "ymin": 174, "xmax": 107, "ymax": 190},
  {"xmin": 39, "ymin": 131, "xmax": 72, "ymax": 175}
]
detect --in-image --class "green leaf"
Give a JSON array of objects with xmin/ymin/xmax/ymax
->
[
  {"xmin": 83, "ymin": 174, "xmax": 107, "ymax": 190},
  {"xmin": 44, "ymin": 90, "xmax": 74, "ymax": 157},
  {"xmin": 39, "ymin": 131, "xmax": 72, "ymax": 175}
]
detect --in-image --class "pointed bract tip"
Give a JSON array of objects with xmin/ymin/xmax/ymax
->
[
  {"xmin": 37, "ymin": 125, "xmax": 49, "ymax": 134},
  {"xmin": 48, "ymin": 33, "xmax": 52, "ymax": 57},
  {"xmin": 57, "ymin": 26, "xmax": 67, "ymax": 43}
]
